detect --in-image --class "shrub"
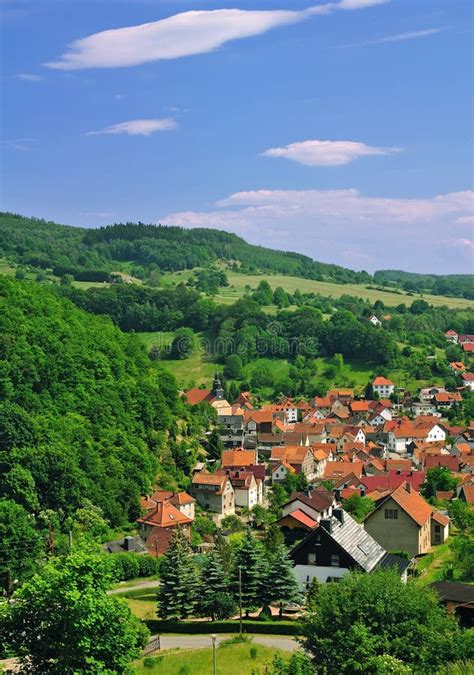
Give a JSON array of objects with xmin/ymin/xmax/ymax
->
[
  {"xmin": 250, "ymin": 646, "xmax": 258, "ymax": 660},
  {"xmin": 145, "ymin": 619, "xmax": 300, "ymax": 636}
]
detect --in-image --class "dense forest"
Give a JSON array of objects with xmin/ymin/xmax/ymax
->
[{"xmin": 0, "ymin": 277, "xmax": 198, "ymax": 532}]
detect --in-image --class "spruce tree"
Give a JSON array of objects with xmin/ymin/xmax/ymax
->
[
  {"xmin": 157, "ymin": 528, "xmax": 198, "ymax": 620},
  {"xmin": 198, "ymin": 551, "xmax": 235, "ymax": 620},
  {"xmin": 264, "ymin": 543, "xmax": 301, "ymax": 616},
  {"xmin": 230, "ymin": 529, "xmax": 265, "ymax": 615}
]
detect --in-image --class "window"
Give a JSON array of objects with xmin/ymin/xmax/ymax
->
[
  {"xmin": 330, "ymin": 554, "xmax": 340, "ymax": 567},
  {"xmin": 435, "ymin": 524, "xmax": 440, "ymax": 533},
  {"xmin": 384, "ymin": 509, "xmax": 398, "ymax": 520},
  {"xmin": 308, "ymin": 553, "xmax": 316, "ymax": 565}
]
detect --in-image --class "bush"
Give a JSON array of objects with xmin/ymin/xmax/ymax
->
[
  {"xmin": 145, "ymin": 619, "xmax": 300, "ymax": 636},
  {"xmin": 109, "ymin": 553, "xmax": 161, "ymax": 581},
  {"xmin": 250, "ymin": 646, "xmax": 258, "ymax": 660}
]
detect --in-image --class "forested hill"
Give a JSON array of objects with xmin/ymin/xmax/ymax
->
[
  {"xmin": 0, "ymin": 212, "xmax": 371, "ymax": 284},
  {"xmin": 0, "ymin": 276, "xmax": 187, "ymax": 528},
  {"xmin": 1, "ymin": 212, "xmax": 473, "ymax": 297}
]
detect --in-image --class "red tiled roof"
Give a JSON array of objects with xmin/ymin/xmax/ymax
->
[
  {"xmin": 137, "ymin": 501, "xmax": 192, "ymax": 528},
  {"xmin": 435, "ymin": 490, "xmax": 455, "ymax": 501},
  {"xmin": 462, "ymin": 373, "xmax": 474, "ymax": 381},
  {"xmin": 462, "ymin": 343, "xmax": 474, "ymax": 353},
  {"xmin": 186, "ymin": 388, "xmax": 214, "ymax": 405},
  {"xmin": 361, "ymin": 470, "xmax": 425, "ymax": 493},
  {"xmin": 323, "ymin": 461, "xmax": 363, "ymax": 480},
  {"xmin": 424, "ymin": 456, "xmax": 460, "ymax": 472},
  {"xmin": 386, "ymin": 483, "xmax": 433, "ymax": 527},
  {"xmin": 221, "ymin": 449, "xmax": 256, "ymax": 467},
  {"xmin": 286, "ymin": 509, "xmax": 318, "ymax": 529},
  {"xmin": 373, "ymin": 376, "xmax": 394, "ymax": 386},
  {"xmin": 460, "ymin": 484, "xmax": 474, "ymax": 505},
  {"xmin": 432, "ymin": 511, "xmax": 450, "ymax": 526}
]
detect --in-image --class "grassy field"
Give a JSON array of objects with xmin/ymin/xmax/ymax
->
[
  {"xmin": 139, "ymin": 331, "xmax": 442, "ymax": 394},
  {"xmin": 218, "ymin": 271, "xmax": 474, "ymax": 310},
  {"xmin": 123, "ymin": 593, "xmax": 157, "ymax": 620},
  {"xmin": 132, "ymin": 642, "xmax": 290, "ymax": 675}
]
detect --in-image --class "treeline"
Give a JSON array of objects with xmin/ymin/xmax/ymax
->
[
  {"xmin": 0, "ymin": 277, "xmax": 193, "ymax": 531},
  {"xmin": 375, "ymin": 269, "xmax": 474, "ymax": 300},
  {"xmin": 0, "ymin": 212, "xmax": 371, "ymax": 284}
]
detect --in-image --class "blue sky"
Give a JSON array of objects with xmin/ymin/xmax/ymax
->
[{"xmin": 1, "ymin": 0, "xmax": 473, "ymax": 273}]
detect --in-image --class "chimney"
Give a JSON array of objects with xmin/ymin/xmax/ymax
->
[
  {"xmin": 333, "ymin": 508, "xmax": 344, "ymax": 524},
  {"xmin": 320, "ymin": 518, "xmax": 332, "ymax": 533},
  {"xmin": 124, "ymin": 535, "xmax": 134, "ymax": 551},
  {"xmin": 405, "ymin": 483, "xmax": 412, "ymax": 494}
]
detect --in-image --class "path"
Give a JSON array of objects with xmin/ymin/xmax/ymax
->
[
  {"xmin": 153, "ymin": 634, "xmax": 298, "ymax": 652},
  {"xmin": 108, "ymin": 579, "xmax": 160, "ymax": 595}
]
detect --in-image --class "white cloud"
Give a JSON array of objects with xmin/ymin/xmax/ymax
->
[
  {"xmin": 16, "ymin": 73, "xmax": 42, "ymax": 81},
  {"xmin": 261, "ymin": 140, "xmax": 400, "ymax": 166},
  {"xmin": 45, "ymin": 1, "xmax": 388, "ymax": 70},
  {"xmin": 342, "ymin": 27, "xmax": 443, "ymax": 48},
  {"xmin": 86, "ymin": 118, "xmax": 177, "ymax": 136},
  {"xmin": 162, "ymin": 188, "xmax": 474, "ymax": 272}
]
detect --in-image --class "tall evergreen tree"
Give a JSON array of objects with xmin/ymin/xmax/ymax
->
[
  {"xmin": 157, "ymin": 528, "xmax": 198, "ymax": 620},
  {"xmin": 197, "ymin": 551, "xmax": 235, "ymax": 620},
  {"xmin": 263, "ymin": 543, "xmax": 301, "ymax": 616},
  {"xmin": 230, "ymin": 529, "xmax": 265, "ymax": 615}
]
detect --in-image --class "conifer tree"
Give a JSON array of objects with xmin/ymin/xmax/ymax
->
[
  {"xmin": 157, "ymin": 528, "xmax": 198, "ymax": 620},
  {"xmin": 197, "ymin": 551, "xmax": 235, "ymax": 620},
  {"xmin": 263, "ymin": 543, "xmax": 301, "ymax": 616},
  {"xmin": 230, "ymin": 529, "xmax": 265, "ymax": 615}
]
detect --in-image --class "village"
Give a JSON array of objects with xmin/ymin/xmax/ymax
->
[{"xmin": 104, "ymin": 327, "xmax": 474, "ymax": 627}]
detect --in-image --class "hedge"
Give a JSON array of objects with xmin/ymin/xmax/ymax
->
[{"xmin": 145, "ymin": 619, "xmax": 300, "ymax": 636}]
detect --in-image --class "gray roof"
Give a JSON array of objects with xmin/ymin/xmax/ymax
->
[
  {"xmin": 327, "ymin": 511, "xmax": 386, "ymax": 572},
  {"xmin": 375, "ymin": 552, "xmax": 410, "ymax": 575}
]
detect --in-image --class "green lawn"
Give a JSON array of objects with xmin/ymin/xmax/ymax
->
[
  {"xmin": 123, "ymin": 594, "xmax": 157, "ymax": 620},
  {"xmin": 132, "ymin": 642, "xmax": 290, "ymax": 675}
]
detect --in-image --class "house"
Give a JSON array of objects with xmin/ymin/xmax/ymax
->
[
  {"xmin": 424, "ymin": 455, "xmax": 461, "ymax": 473},
  {"xmin": 269, "ymin": 446, "xmax": 315, "ymax": 479},
  {"xmin": 143, "ymin": 490, "xmax": 196, "ymax": 520},
  {"xmin": 271, "ymin": 459, "xmax": 297, "ymax": 483},
  {"xmin": 364, "ymin": 483, "xmax": 436, "ymax": 557},
  {"xmin": 462, "ymin": 373, "xmax": 474, "ymax": 391},
  {"xmin": 432, "ymin": 510, "xmax": 450, "ymax": 546},
  {"xmin": 369, "ymin": 315, "xmax": 382, "ymax": 327},
  {"xmin": 136, "ymin": 499, "xmax": 193, "ymax": 556},
  {"xmin": 323, "ymin": 461, "xmax": 363, "ymax": 482},
  {"xmin": 220, "ymin": 448, "xmax": 257, "ymax": 469},
  {"xmin": 281, "ymin": 487, "xmax": 335, "ymax": 523},
  {"xmin": 433, "ymin": 391, "xmax": 462, "ymax": 409},
  {"xmin": 190, "ymin": 472, "xmax": 235, "ymax": 518},
  {"xmin": 458, "ymin": 484, "xmax": 474, "ymax": 505},
  {"xmin": 222, "ymin": 470, "xmax": 263, "ymax": 511},
  {"xmin": 387, "ymin": 419, "xmax": 446, "ymax": 454},
  {"xmin": 462, "ymin": 343, "xmax": 474, "ymax": 355},
  {"xmin": 359, "ymin": 470, "xmax": 426, "ymax": 495},
  {"xmin": 372, "ymin": 376, "xmax": 395, "ymax": 398},
  {"xmin": 432, "ymin": 582, "xmax": 474, "ymax": 628},
  {"xmin": 449, "ymin": 361, "xmax": 466, "ymax": 374},
  {"xmin": 444, "ymin": 330, "xmax": 459, "ymax": 343},
  {"xmin": 312, "ymin": 445, "xmax": 333, "ymax": 477},
  {"xmin": 290, "ymin": 507, "xmax": 409, "ymax": 587},
  {"xmin": 275, "ymin": 509, "xmax": 318, "ymax": 546}
]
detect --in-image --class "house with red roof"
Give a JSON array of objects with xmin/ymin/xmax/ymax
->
[
  {"xmin": 462, "ymin": 373, "xmax": 474, "ymax": 391},
  {"xmin": 190, "ymin": 471, "xmax": 235, "ymax": 519},
  {"xmin": 136, "ymin": 496, "xmax": 194, "ymax": 556},
  {"xmin": 364, "ymin": 482, "xmax": 447, "ymax": 556},
  {"xmin": 444, "ymin": 329, "xmax": 459, "ymax": 343},
  {"xmin": 372, "ymin": 376, "xmax": 395, "ymax": 398},
  {"xmin": 359, "ymin": 470, "xmax": 426, "ymax": 494},
  {"xmin": 281, "ymin": 487, "xmax": 335, "ymax": 523}
]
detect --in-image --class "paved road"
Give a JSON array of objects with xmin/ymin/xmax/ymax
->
[
  {"xmin": 108, "ymin": 579, "xmax": 160, "ymax": 595},
  {"xmin": 155, "ymin": 634, "xmax": 298, "ymax": 652}
]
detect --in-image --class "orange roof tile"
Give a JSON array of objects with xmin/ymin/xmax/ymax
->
[
  {"xmin": 137, "ymin": 501, "xmax": 192, "ymax": 528},
  {"xmin": 221, "ymin": 449, "xmax": 256, "ymax": 468},
  {"xmin": 373, "ymin": 376, "xmax": 394, "ymax": 386},
  {"xmin": 388, "ymin": 483, "xmax": 433, "ymax": 527}
]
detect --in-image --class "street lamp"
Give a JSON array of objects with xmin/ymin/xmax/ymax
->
[{"xmin": 211, "ymin": 634, "xmax": 217, "ymax": 675}]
